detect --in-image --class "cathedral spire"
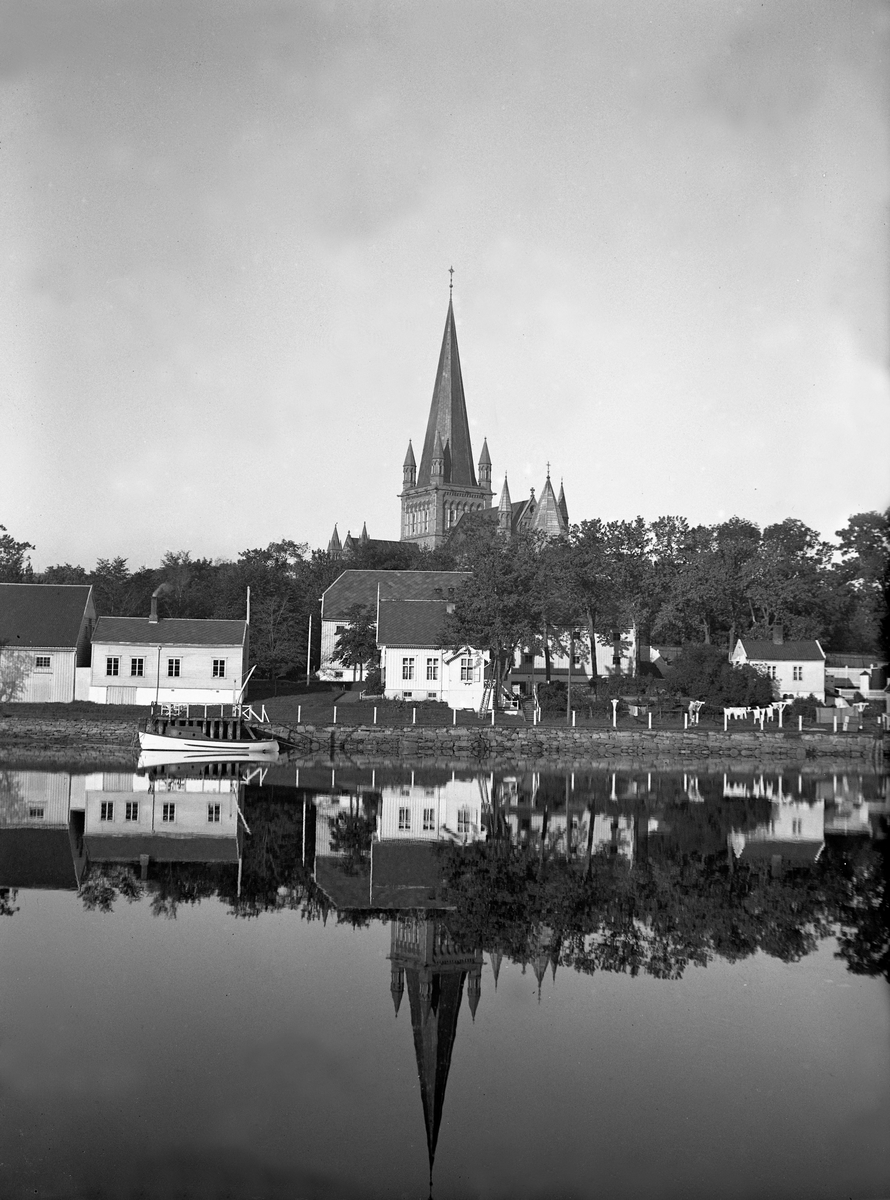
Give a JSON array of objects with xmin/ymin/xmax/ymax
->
[
  {"xmin": 557, "ymin": 478, "xmax": 569, "ymax": 526},
  {"xmin": 477, "ymin": 438, "xmax": 491, "ymax": 486},
  {"xmin": 417, "ymin": 298, "xmax": 477, "ymax": 488},
  {"xmin": 327, "ymin": 524, "xmax": 341, "ymax": 557}
]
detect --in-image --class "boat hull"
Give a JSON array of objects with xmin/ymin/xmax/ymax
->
[{"xmin": 138, "ymin": 731, "xmax": 279, "ymax": 755}]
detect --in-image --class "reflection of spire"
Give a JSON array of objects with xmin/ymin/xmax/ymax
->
[
  {"xmin": 389, "ymin": 917, "xmax": 482, "ymax": 1182},
  {"xmin": 391, "ymin": 963, "xmax": 404, "ymax": 1016}
]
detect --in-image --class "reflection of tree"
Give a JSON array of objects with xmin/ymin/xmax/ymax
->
[
  {"xmin": 0, "ymin": 770, "xmax": 27, "ymax": 823},
  {"xmin": 0, "ymin": 887, "xmax": 19, "ymax": 917},
  {"xmin": 436, "ymin": 833, "xmax": 889, "ymax": 982},
  {"xmin": 78, "ymin": 867, "xmax": 142, "ymax": 913},
  {"xmin": 329, "ymin": 810, "xmax": 375, "ymax": 874}
]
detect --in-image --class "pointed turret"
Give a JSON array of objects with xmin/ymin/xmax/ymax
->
[
  {"xmin": 477, "ymin": 438, "xmax": 492, "ymax": 486},
  {"xmin": 430, "ymin": 430, "xmax": 445, "ymax": 479},
  {"xmin": 403, "ymin": 440, "xmax": 417, "ymax": 488},
  {"xmin": 497, "ymin": 475, "xmax": 512, "ymax": 537},
  {"xmin": 360, "ymin": 522, "xmax": 370, "ymax": 545},
  {"xmin": 557, "ymin": 479, "xmax": 569, "ymax": 526},
  {"xmin": 467, "ymin": 962, "xmax": 482, "ymax": 1020},
  {"xmin": 327, "ymin": 524, "xmax": 342, "ymax": 558},
  {"xmin": 391, "ymin": 964, "xmax": 405, "ymax": 1016},
  {"xmin": 489, "ymin": 948, "xmax": 503, "ymax": 988},
  {"xmin": 529, "ymin": 471, "xmax": 568, "ymax": 538}
]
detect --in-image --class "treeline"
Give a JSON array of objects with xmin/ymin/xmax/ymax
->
[
  {"xmin": 1, "ymin": 509, "xmax": 887, "ymax": 679},
  {"xmin": 445, "ymin": 512, "xmax": 889, "ymax": 689}
]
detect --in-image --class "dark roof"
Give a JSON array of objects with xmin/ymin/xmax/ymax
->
[
  {"xmin": 0, "ymin": 584, "xmax": 93, "ymax": 649},
  {"xmin": 378, "ymin": 600, "xmax": 448, "ymax": 648},
  {"xmin": 825, "ymin": 653, "xmax": 886, "ymax": 669},
  {"xmin": 417, "ymin": 299, "xmax": 477, "ymax": 488},
  {"xmin": 93, "ymin": 617, "xmax": 247, "ymax": 647},
  {"xmin": 322, "ymin": 570, "xmax": 469, "ymax": 619},
  {"xmin": 314, "ymin": 841, "xmax": 448, "ymax": 911},
  {"xmin": 738, "ymin": 839, "xmax": 824, "ymax": 864},
  {"xmin": 0, "ymin": 828, "xmax": 78, "ymax": 889},
  {"xmin": 737, "ymin": 639, "xmax": 825, "ymax": 662},
  {"xmin": 84, "ymin": 834, "xmax": 239, "ymax": 863}
]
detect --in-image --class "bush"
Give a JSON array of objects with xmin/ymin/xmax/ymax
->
[
  {"xmin": 362, "ymin": 666, "xmax": 383, "ymax": 694},
  {"xmin": 664, "ymin": 644, "xmax": 775, "ymax": 708},
  {"xmin": 785, "ymin": 695, "xmax": 819, "ymax": 721}
]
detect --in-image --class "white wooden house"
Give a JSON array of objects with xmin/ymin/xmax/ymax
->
[
  {"xmin": 89, "ymin": 605, "xmax": 249, "ymax": 705},
  {"xmin": 318, "ymin": 569, "xmax": 469, "ymax": 681},
  {"xmin": 0, "ymin": 583, "xmax": 96, "ymax": 702},
  {"xmin": 731, "ymin": 635, "xmax": 826, "ymax": 701},
  {"xmin": 376, "ymin": 598, "xmax": 488, "ymax": 710}
]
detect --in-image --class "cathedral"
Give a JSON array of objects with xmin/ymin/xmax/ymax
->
[{"xmin": 329, "ymin": 283, "xmax": 570, "ymax": 556}]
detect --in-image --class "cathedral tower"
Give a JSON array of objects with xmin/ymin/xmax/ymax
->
[{"xmin": 400, "ymin": 291, "xmax": 494, "ymax": 549}]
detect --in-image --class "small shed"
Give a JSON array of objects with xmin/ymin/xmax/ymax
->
[{"xmin": 0, "ymin": 583, "xmax": 96, "ymax": 702}]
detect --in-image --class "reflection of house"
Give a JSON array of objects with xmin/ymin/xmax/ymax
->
[
  {"xmin": 318, "ymin": 569, "xmax": 469, "ymax": 682},
  {"xmin": 388, "ymin": 916, "xmax": 483, "ymax": 1179},
  {"xmin": 89, "ymin": 595, "xmax": 248, "ymax": 705},
  {"xmin": 731, "ymin": 633, "xmax": 825, "ymax": 701},
  {"xmin": 83, "ymin": 771, "xmax": 241, "ymax": 869},
  {"xmin": 0, "ymin": 770, "xmax": 87, "ymax": 889},
  {"xmin": 729, "ymin": 800, "xmax": 824, "ymax": 869},
  {"xmin": 0, "ymin": 583, "xmax": 95, "ymax": 702},
  {"xmin": 376, "ymin": 778, "xmax": 486, "ymax": 843},
  {"xmin": 377, "ymin": 598, "xmax": 489, "ymax": 710}
]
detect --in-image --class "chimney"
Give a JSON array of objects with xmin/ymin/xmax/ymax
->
[
  {"xmin": 149, "ymin": 582, "xmax": 172, "ymax": 624},
  {"xmin": 772, "ymin": 624, "xmax": 784, "ymax": 645}
]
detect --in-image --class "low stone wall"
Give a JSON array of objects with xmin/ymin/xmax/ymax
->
[
  {"xmin": 277, "ymin": 722, "xmax": 884, "ymax": 766},
  {"xmin": 0, "ymin": 712, "xmax": 882, "ymax": 769},
  {"xmin": 0, "ymin": 715, "xmax": 138, "ymax": 750}
]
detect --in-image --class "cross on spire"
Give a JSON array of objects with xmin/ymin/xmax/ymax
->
[{"xmin": 448, "ymin": 266, "xmax": 454, "ymax": 297}]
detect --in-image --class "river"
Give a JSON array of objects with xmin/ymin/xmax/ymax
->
[{"xmin": 1, "ymin": 759, "xmax": 888, "ymax": 1200}]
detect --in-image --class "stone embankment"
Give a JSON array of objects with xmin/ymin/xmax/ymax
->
[
  {"xmin": 0, "ymin": 714, "xmax": 139, "ymax": 765},
  {"xmin": 0, "ymin": 712, "xmax": 884, "ymax": 769},
  {"xmin": 275, "ymin": 722, "xmax": 884, "ymax": 768}
]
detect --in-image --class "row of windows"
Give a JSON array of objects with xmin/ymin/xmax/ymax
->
[
  {"xmin": 753, "ymin": 663, "xmax": 806, "ymax": 682},
  {"xmin": 105, "ymin": 657, "xmax": 228, "ymax": 678},
  {"xmin": 396, "ymin": 806, "xmax": 472, "ymax": 832},
  {"xmin": 401, "ymin": 657, "xmax": 439, "ymax": 682},
  {"xmin": 99, "ymin": 801, "xmax": 222, "ymax": 823}
]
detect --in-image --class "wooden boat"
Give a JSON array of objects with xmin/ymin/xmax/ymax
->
[
  {"xmin": 137, "ymin": 747, "xmax": 279, "ymax": 771},
  {"xmin": 138, "ymin": 729, "xmax": 279, "ymax": 755},
  {"xmin": 139, "ymin": 703, "xmax": 278, "ymax": 756}
]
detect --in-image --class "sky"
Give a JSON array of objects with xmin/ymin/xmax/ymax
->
[{"xmin": 2, "ymin": 0, "xmax": 889, "ymax": 572}]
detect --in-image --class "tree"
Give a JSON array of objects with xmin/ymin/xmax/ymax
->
[
  {"xmin": 0, "ymin": 525, "xmax": 34, "ymax": 582},
  {"xmin": 663, "ymin": 643, "xmax": 774, "ymax": 707},
  {"xmin": 0, "ymin": 643, "xmax": 31, "ymax": 702},
  {"xmin": 333, "ymin": 605, "xmax": 377, "ymax": 680},
  {"xmin": 445, "ymin": 527, "xmax": 543, "ymax": 703}
]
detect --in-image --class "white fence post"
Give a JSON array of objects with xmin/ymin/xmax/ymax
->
[
  {"xmin": 333, "ymin": 706, "xmax": 337, "ymax": 725},
  {"xmin": 373, "ymin": 707, "xmax": 377, "ymax": 725},
  {"xmin": 297, "ymin": 705, "xmax": 301, "ymax": 724}
]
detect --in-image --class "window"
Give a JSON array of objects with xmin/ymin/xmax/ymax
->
[
  {"xmin": 34, "ymin": 655, "xmax": 51, "ymax": 670},
  {"xmin": 793, "ymin": 666, "xmax": 803, "ymax": 681},
  {"xmin": 130, "ymin": 657, "xmax": 144, "ymax": 677},
  {"xmin": 29, "ymin": 806, "xmax": 45, "ymax": 820},
  {"xmin": 398, "ymin": 807, "xmax": 411, "ymax": 831},
  {"xmin": 460, "ymin": 656, "xmax": 474, "ymax": 682},
  {"xmin": 106, "ymin": 657, "xmax": 120, "ymax": 677},
  {"xmin": 402, "ymin": 657, "xmax": 415, "ymax": 681},
  {"xmin": 457, "ymin": 808, "xmax": 472, "ymax": 834},
  {"xmin": 426, "ymin": 658, "xmax": 438, "ymax": 681},
  {"xmin": 100, "ymin": 801, "xmax": 114, "ymax": 821},
  {"xmin": 335, "ymin": 625, "xmax": 347, "ymax": 635},
  {"xmin": 125, "ymin": 802, "xmax": 139, "ymax": 822},
  {"xmin": 403, "ymin": 691, "xmax": 413, "ymax": 699},
  {"xmin": 523, "ymin": 652, "xmax": 534, "ymax": 665},
  {"xmin": 792, "ymin": 818, "xmax": 802, "ymax": 836},
  {"xmin": 427, "ymin": 692, "xmax": 437, "ymax": 700},
  {"xmin": 423, "ymin": 807, "xmax": 435, "ymax": 831},
  {"xmin": 167, "ymin": 658, "xmax": 181, "ymax": 678},
  {"xmin": 208, "ymin": 803, "xmax": 221, "ymax": 824},
  {"xmin": 162, "ymin": 802, "xmax": 176, "ymax": 823},
  {"xmin": 212, "ymin": 659, "xmax": 226, "ymax": 678}
]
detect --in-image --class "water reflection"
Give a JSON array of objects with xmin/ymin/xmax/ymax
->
[{"xmin": 1, "ymin": 762, "xmax": 888, "ymax": 1198}]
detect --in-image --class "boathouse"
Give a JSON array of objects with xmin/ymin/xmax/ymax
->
[{"xmin": 0, "ymin": 583, "xmax": 96, "ymax": 702}]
